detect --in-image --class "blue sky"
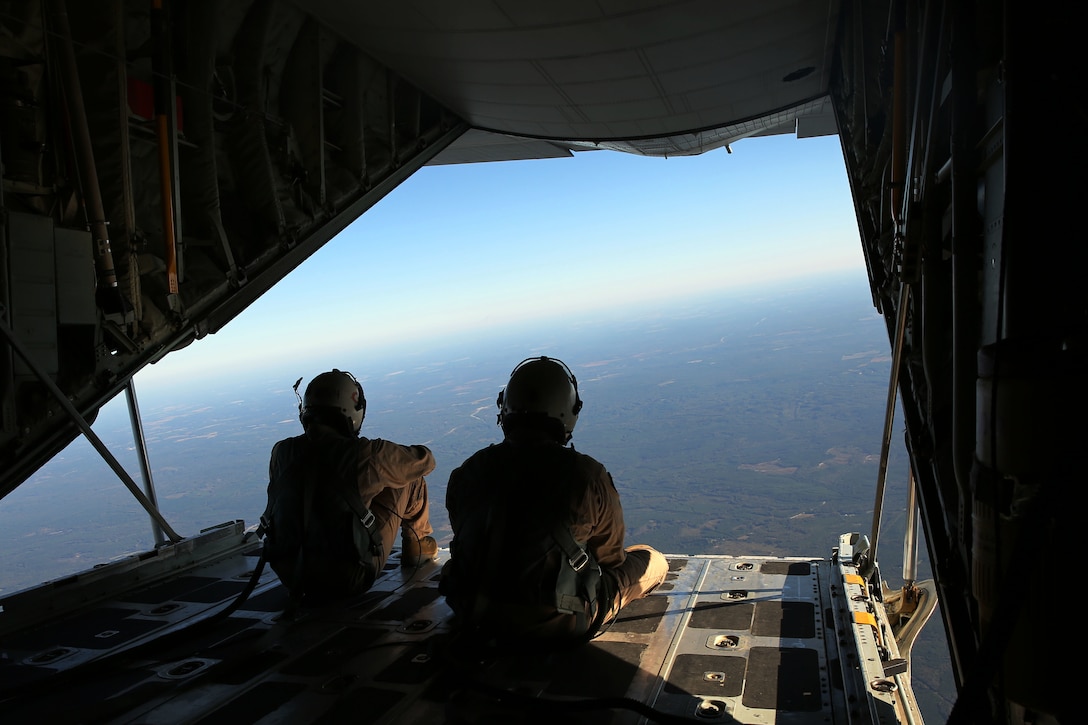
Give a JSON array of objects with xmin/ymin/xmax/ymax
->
[{"xmin": 138, "ymin": 132, "xmax": 863, "ymax": 389}]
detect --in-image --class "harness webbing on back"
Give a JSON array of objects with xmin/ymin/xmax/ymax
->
[
  {"xmin": 260, "ymin": 435, "xmax": 383, "ymax": 604},
  {"xmin": 450, "ymin": 441, "xmax": 606, "ymax": 643},
  {"xmin": 551, "ymin": 521, "xmax": 601, "ymax": 632},
  {"xmin": 329, "ymin": 471, "xmax": 383, "ymax": 559},
  {"xmin": 459, "ymin": 515, "xmax": 603, "ymax": 643}
]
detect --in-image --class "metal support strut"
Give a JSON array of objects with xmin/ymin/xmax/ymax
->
[{"xmin": 0, "ymin": 311, "xmax": 183, "ymax": 542}]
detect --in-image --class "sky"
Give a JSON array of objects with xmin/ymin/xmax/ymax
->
[{"xmin": 136, "ymin": 132, "xmax": 864, "ymax": 390}]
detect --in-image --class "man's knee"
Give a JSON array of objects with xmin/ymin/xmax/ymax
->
[
  {"xmin": 612, "ymin": 545, "xmax": 668, "ymax": 607},
  {"xmin": 625, "ymin": 545, "xmax": 668, "ymax": 585}
]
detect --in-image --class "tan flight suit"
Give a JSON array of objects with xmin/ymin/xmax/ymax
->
[
  {"xmin": 268, "ymin": 423, "xmax": 434, "ymax": 592},
  {"xmin": 443, "ymin": 432, "xmax": 668, "ymax": 643}
]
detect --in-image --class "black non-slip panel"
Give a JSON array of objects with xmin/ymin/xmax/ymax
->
[
  {"xmin": 174, "ymin": 580, "xmax": 249, "ymax": 604},
  {"xmin": 687, "ymin": 600, "xmax": 753, "ymax": 630},
  {"xmin": 279, "ymin": 626, "xmax": 386, "ymax": 677},
  {"xmin": 611, "ymin": 594, "xmax": 668, "ymax": 634},
  {"xmin": 192, "ymin": 681, "xmax": 307, "ymax": 725},
  {"xmin": 366, "ymin": 586, "xmax": 441, "ymax": 621},
  {"xmin": 122, "ymin": 576, "xmax": 221, "ymax": 603},
  {"xmin": 742, "ymin": 647, "xmax": 821, "ymax": 711},
  {"xmin": 663, "ymin": 654, "xmax": 746, "ymax": 697},
  {"xmin": 373, "ymin": 639, "xmax": 444, "ymax": 685},
  {"xmin": 760, "ymin": 561, "xmax": 812, "ymax": 576},
  {"xmin": 239, "ymin": 586, "xmax": 292, "ymax": 612},
  {"xmin": 545, "ymin": 640, "xmax": 646, "ymax": 698},
  {"xmin": 313, "ymin": 686, "xmax": 406, "ymax": 724},
  {"xmin": 209, "ymin": 648, "xmax": 290, "ymax": 685},
  {"xmin": 2, "ymin": 607, "xmax": 167, "ymax": 650},
  {"xmin": 752, "ymin": 601, "xmax": 815, "ymax": 639}
]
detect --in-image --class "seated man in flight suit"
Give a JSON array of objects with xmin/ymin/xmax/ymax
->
[
  {"xmin": 263, "ymin": 369, "xmax": 437, "ymax": 601},
  {"xmin": 441, "ymin": 356, "xmax": 668, "ymax": 647}
]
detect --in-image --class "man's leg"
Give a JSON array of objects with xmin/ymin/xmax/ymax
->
[
  {"xmin": 399, "ymin": 475, "xmax": 433, "ymax": 542},
  {"xmin": 370, "ymin": 476, "xmax": 435, "ymax": 568},
  {"xmin": 602, "ymin": 544, "xmax": 668, "ymax": 623}
]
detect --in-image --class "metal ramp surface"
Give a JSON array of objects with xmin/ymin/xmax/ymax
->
[{"xmin": 0, "ymin": 524, "xmax": 916, "ymax": 723}]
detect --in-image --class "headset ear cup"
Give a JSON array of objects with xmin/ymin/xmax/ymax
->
[
  {"xmin": 496, "ymin": 390, "xmax": 504, "ymax": 408},
  {"xmin": 567, "ymin": 364, "xmax": 582, "ymax": 416}
]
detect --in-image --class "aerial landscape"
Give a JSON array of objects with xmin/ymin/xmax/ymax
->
[{"xmin": 0, "ymin": 271, "xmax": 952, "ymax": 721}]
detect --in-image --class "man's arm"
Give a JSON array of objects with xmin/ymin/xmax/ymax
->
[
  {"xmin": 446, "ymin": 463, "xmax": 465, "ymax": 531},
  {"xmin": 356, "ymin": 438, "xmax": 436, "ymax": 500},
  {"xmin": 579, "ymin": 459, "xmax": 627, "ymax": 570}
]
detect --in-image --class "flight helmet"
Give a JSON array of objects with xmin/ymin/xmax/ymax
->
[
  {"xmin": 295, "ymin": 369, "xmax": 366, "ymax": 435},
  {"xmin": 497, "ymin": 356, "xmax": 583, "ymax": 443}
]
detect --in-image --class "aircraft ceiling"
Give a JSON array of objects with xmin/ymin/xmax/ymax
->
[{"xmin": 296, "ymin": 0, "xmax": 841, "ymax": 158}]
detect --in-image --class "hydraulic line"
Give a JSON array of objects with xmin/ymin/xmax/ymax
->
[
  {"xmin": 868, "ymin": 280, "xmax": 910, "ymax": 574},
  {"xmin": 151, "ymin": 0, "xmax": 182, "ymax": 306},
  {"xmin": 47, "ymin": 0, "xmax": 126, "ymax": 315}
]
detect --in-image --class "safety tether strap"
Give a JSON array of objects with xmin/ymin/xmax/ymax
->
[
  {"xmin": 333, "ymin": 478, "xmax": 383, "ymax": 559},
  {"xmin": 551, "ymin": 522, "xmax": 601, "ymax": 633},
  {"xmin": 263, "ymin": 437, "xmax": 383, "ymax": 609}
]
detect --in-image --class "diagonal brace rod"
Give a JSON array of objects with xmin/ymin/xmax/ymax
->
[{"xmin": 0, "ymin": 313, "xmax": 183, "ymax": 542}]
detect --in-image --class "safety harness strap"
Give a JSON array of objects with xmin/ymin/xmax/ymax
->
[{"xmin": 551, "ymin": 522, "xmax": 601, "ymax": 633}]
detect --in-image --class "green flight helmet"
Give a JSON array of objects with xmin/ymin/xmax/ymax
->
[
  {"xmin": 297, "ymin": 369, "xmax": 367, "ymax": 434},
  {"xmin": 497, "ymin": 356, "xmax": 583, "ymax": 443}
]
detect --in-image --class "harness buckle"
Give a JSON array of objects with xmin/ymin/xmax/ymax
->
[
  {"xmin": 360, "ymin": 510, "xmax": 376, "ymax": 529},
  {"xmin": 569, "ymin": 549, "xmax": 590, "ymax": 572}
]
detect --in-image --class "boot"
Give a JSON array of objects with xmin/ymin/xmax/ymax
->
[{"xmin": 401, "ymin": 534, "xmax": 438, "ymax": 567}]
